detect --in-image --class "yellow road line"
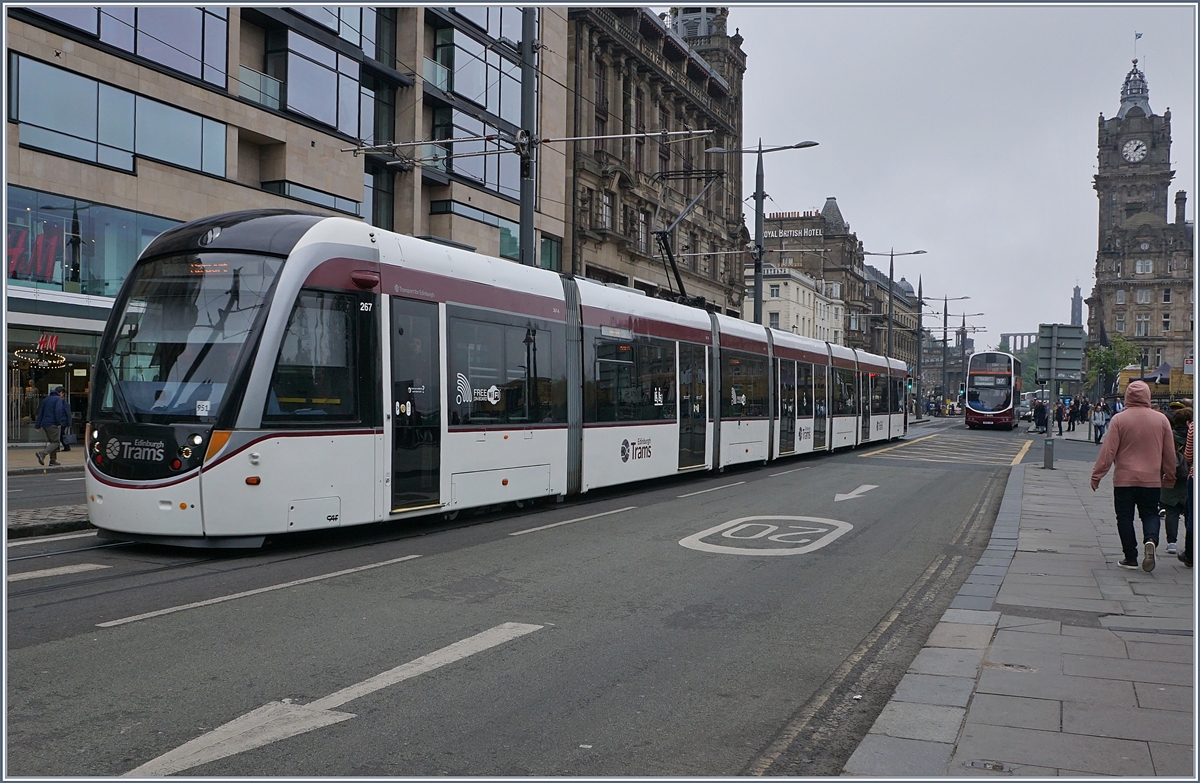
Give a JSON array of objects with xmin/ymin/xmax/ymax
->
[
  {"xmin": 1011, "ymin": 439, "xmax": 1033, "ymax": 465},
  {"xmin": 859, "ymin": 433, "xmax": 939, "ymax": 457}
]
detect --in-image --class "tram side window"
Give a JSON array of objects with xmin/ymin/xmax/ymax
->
[
  {"xmin": 893, "ymin": 378, "xmax": 905, "ymax": 413},
  {"xmin": 870, "ymin": 373, "xmax": 888, "ymax": 415},
  {"xmin": 831, "ymin": 368, "xmax": 857, "ymax": 415},
  {"xmin": 264, "ymin": 290, "xmax": 361, "ymax": 423},
  {"xmin": 448, "ymin": 314, "xmax": 561, "ymax": 426},
  {"xmin": 721, "ymin": 350, "xmax": 768, "ymax": 418},
  {"xmin": 796, "ymin": 361, "xmax": 814, "ymax": 416},
  {"xmin": 589, "ymin": 337, "xmax": 676, "ymax": 422}
]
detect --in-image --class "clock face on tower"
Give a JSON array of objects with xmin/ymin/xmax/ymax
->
[{"xmin": 1122, "ymin": 139, "xmax": 1148, "ymax": 163}]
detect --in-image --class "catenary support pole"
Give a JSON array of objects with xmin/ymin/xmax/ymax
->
[{"xmin": 518, "ymin": 8, "xmax": 538, "ymax": 266}]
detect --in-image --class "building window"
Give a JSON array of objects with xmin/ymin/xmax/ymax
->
[
  {"xmin": 637, "ymin": 211, "xmax": 649, "ymax": 253},
  {"xmin": 768, "ymin": 312, "xmax": 780, "ymax": 329},
  {"xmin": 1155, "ymin": 348, "xmax": 1163, "ymax": 367},
  {"xmin": 1162, "ymin": 313, "xmax": 1171, "ymax": 332},
  {"xmin": 1115, "ymin": 314, "xmax": 1125, "ymax": 333},
  {"xmin": 262, "ymin": 180, "xmax": 360, "ymax": 215},
  {"xmin": 1116, "ymin": 289, "xmax": 1126, "ymax": 304},
  {"xmin": 363, "ymin": 164, "xmax": 394, "ymax": 231},
  {"xmin": 658, "ymin": 106, "xmax": 671, "ymax": 173},
  {"xmin": 539, "ymin": 234, "xmax": 562, "ymax": 272},
  {"xmin": 1136, "ymin": 288, "xmax": 1151, "ymax": 304},
  {"xmin": 594, "ymin": 55, "xmax": 608, "ymax": 152},
  {"xmin": 1134, "ymin": 259, "xmax": 1153, "ymax": 274},
  {"xmin": 634, "ymin": 89, "xmax": 646, "ymax": 172},
  {"xmin": 600, "ymin": 192, "xmax": 613, "ymax": 230},
  {"xmin": 9, "ymin": 53, "xmax": 225, "ymax": 176},
  {"xmin": 1163, "ymin": 288, "xmax": 1171, "ymax": 303},
  {"xmin": 432, "ymin": 108, "xmax": 519, "ymax": 199},
  {"xmin": 769, "ymin": 284, "xmax": 780, "ymax": 298},
  {"xmin": 270, "ymin": 30, "xmax": 360, "ymax": 136},
  {"xmin": 30, "ymin": 6, "xmax": 228, "ymax": 87},
  {"xmin": 429, "ymin": 200, "xmax": 519, "ymax": 260},
  {"xmin": 360, "ymin": 73, "xmax": 396, "ymax": 147},
  {"xmin": 6, "ymin": 184, "xmax": 178, "ymax": 295},
  {"xmin": 1135, "ymin": 312, "xmax": 1150, "ymax": 336}
]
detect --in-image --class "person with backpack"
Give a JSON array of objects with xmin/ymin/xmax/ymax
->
[
  {"xmin": 1091, "ymin": 381, "xmax": 1177, "ymax": 572},
  {"xmin": 1160, "ymin": 407, "xmax": 1191, "ymax": 555},
  {"xmin": 1091, "ymin": 403, "xmax": 1108, "ymax": 444},
  {"xmin": 33, "ymin": 386, "xmax": 69, "ymax": 466}
]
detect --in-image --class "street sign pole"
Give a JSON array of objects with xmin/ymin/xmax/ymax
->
[{"xmin": 1045, "ymin": 324, "xmax": 1057, "ymax": 470}]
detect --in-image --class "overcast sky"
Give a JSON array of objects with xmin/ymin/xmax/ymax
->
[{"xmin": 715, "ymin": 4, "xmax": 1196, "ymax": 348}]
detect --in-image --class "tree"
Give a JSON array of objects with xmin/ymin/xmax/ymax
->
[{"xmin": 1086, "ymin": 335, "xmax": 1140, "ymax": 394}]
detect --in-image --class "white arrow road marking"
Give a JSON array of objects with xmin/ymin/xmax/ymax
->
[
  {"xmin": 124, "ymin": 622, "xmax": 543, "ymax": 777},
  {"xmin": 7, "ymin": 563, "xmax": 111, "ymax": 581},
  {"xmin": 834, "ymin": 484, "xmax": 878, "ymax": 502}
]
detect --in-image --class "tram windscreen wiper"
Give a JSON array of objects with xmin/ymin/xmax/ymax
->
[{"xmin": 103, "ymin": 357, "xmax": 137, "ymax": 424}]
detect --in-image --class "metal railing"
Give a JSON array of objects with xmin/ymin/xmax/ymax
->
[
  {"xmin": 423, "ymin": 58, "xmax": 451, "ymax": 92},
  {"xmin": 239, "ymin": 65, "xmax": 282, "ymax": 110}
]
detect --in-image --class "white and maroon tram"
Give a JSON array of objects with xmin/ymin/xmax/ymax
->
[{"xmin": 85, "ymin": 211, "xmax": 908, "ymax": 546}]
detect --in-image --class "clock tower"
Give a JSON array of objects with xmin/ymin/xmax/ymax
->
[
  {"xmin": 1086, "ymin": 59, "xmax": 1193, "ymax": 382},
  {"xmin": 1093, "ymin": 59, "xmax": 1174, "ymax": 241}
]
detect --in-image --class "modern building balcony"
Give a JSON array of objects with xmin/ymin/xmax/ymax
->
[
  {"xmin": 239, "ymin": 65, "xmax": 282, "ymax": 110},
  {"xmin": 423, "ymin": 58, "xmax": 451, "ymax": 92}
]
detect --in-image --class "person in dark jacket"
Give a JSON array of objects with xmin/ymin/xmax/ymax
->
[
  {"xmin": 1160, "ymin": 408, "xmax": 1192, "ymax": 555},
  {"xmin": 34, "ymin": 386, "xmax": 69, "ymax": 466},
  {"xmin": 1054, "ymin": 401, "xmax": 1065, "ymax": 436},
  {"xmin": 1033, "ymin": 400, "xmax": 1048, "ymax": 433}
]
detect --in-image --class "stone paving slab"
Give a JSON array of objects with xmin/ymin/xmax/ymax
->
[
  {"xmin": 1133, "ymin": 681, "xmax": 1194, "ymax": 711},
  {"xmin": 843, "ymin": 734, "xmax": 954, "ymax": 777},
  {"xmin": 1125, "ymin": 640, "xmax": 1194, "ymax": 663},
  {"xmin": 891, "ymin": 673, "xmax": 977, "ymax": 708},
  {"xmin": 1062, "ymin": 701, "xmax": 1194, "ymax": 745},
  {"xmin": 940, "ymin": 608, "xmax": 1000, "ymax": 626},
  {"xmin": 867, "ymin": 701, "xmax": 965, "ymax": 743},
  {"xmin": 926, "ymin": 622, "xmax": 994, "ymax": 650},
  {"xmin": 1147, "ymin": 741, "xmax": 1195, "ymax": 776},
  {"xmin": 1062, "ymin": 653, "xmax": 1192, "ymax": 685},
  {"xmin": 909, "ymin": 647, "xmax": 986, "ymax": 679},
  {"xmin": 988, "ymin": 628, "xmax": 1128, "ymax": 658},
  {"xmin": 962, "ymin": 693, "xmax": 1061, "ymax": 732},
  {"xmin": 949, "ymin": 723, "xmax": 1155, "ymax": 777}
]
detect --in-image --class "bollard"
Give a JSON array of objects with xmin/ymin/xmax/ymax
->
[{"xmin": 1043, "ymin": 437, "xmax": 1054, "ymax": 470}]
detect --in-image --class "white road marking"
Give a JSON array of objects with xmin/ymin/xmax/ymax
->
[
  {"xmin": 678, "ymin": 481, "xmax": 745, "ymax": 498},
  {"xmin": 834, "ymin": 484, "xmax": 879, "ymax": 502},
  {"xmin": 770, "ymin": 466, "xmax": 812, "ymax": 477},
  {"xmin": 680, "ymin": 516, "xmax": 853, "ymax": 556},
  {"xmin": 8, "ymin": 530, "xmax": 98, "ymax": 548},
  {"xmin": 56, "ymin": 476, "xmax": 86, "ymax": 481},
  {"xmin": 8, "ymin": 563, "xmax": 111, "ymax": 581},
  {"xmin": 97, "ymin": 555, "xmax": 421, "ymax": 628},
  {"xmin": 509, "ymin": 506, "xmax": 636, "ymax": 536},
  {"xmin": 7, "ymin": 488, "xmax": 23, "ymax": 492},
  {"xmin": 124, "ymin": 622, "xmax": 543, "ymax": 777}
]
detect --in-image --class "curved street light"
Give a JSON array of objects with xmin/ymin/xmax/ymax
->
[{"xmin": 705, "ymin": 139, "xmax": 819, "ymax": 325}]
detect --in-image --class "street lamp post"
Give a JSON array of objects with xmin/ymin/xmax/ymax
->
[
  {"xmin": 864, "ymin": 248, "xmax": 925, "ymax": 360},
  {"xmin": 706, "ymin": 140, "xmax": 818, "ymax": 324}
]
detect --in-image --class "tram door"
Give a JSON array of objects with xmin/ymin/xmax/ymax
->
[
  {"xmin": 860, "ymin": 372, "xmax": 871, "ymax": 443},
  {"xmin": 813, "ymin": 364, "xmax": 828, "ymax": 450},
  {"xmin": 678, "ymin": 343, "xmax": 707, "ymax": 468},
  {"xmin": 391, "ymin": 297, "xmax": 440, "ymax": 511},
  {"xmin": 778, "ymin": 359, "xmax": 796, "ymax": 454}
]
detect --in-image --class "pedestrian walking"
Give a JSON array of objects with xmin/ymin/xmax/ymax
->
[
  {"xmin": 1091, "ymin": 404, "xmax": 1108, "ymax": 444},
  {"xmin": 1181, "ymin": 420, "xmax": 1193, "ymax": 568},
  {"xmin": 1033, "ymin": 400, "xmax": 1047, "ymax": 433},
  {"xmin": 1159, "ymin": 407, "xmax": 1191, "ymax": 555},
  {"xmin": 1091, "ymin": 380, "xmax": 1176, "ymax": 572},
  {"xmin": 1054, "ymin": 401, "xmax": 1065, "ymax": 436},
  {"xmin": 59, "ymin": 394, "xmax": 73, "ymax": 452},
  {"xmin": 33, "ymin": 386, "xmax": 69, "ymax": 467},
  {"xmin": 1067, "ymin": 398, "xmax": 1078, "ymax": 432}
]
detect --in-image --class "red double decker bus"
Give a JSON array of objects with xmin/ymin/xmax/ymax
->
[{"xmin": 965, "ymin": 351, "xmax": 1022, "ymax": 430}]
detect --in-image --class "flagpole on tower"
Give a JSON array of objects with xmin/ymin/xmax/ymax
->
[{"xmin": 1134, "ymin": 31, "xmax": 1142, "ymax": 60}]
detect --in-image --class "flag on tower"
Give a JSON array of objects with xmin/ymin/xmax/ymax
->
[{"xmin": 1135, "ymin": 32, "xmax": 1142, "ymax": 39}]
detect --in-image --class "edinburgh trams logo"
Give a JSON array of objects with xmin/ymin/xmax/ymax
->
[
  {"xmin": 456, "ymin": 373, "xmax": 501, "ymax": 406},
  {"xmin": 620, "ymin": 437, "xmax": 652, "ymax": 462},
  {"xmin": 105, "ymin": 437, "xmax": 166, "ymax": 461}
]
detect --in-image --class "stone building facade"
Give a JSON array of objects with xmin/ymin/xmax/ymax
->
[
  {"xmin": 1086, "ymin": 59, "xmax": 1194, "ymax": 371},
  {"xmin": 862, "ymin": 264, "xmax": 919, "ymax": 366},
  {"xmin": 565, "ymin": 7, "xmax": 747, "ymax": 314},
  {"xmin": 741, "ymin": 264, "xmax": 845, "ymax": 343}
]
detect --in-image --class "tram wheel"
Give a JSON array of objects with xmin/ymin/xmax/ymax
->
[{"xmin": 445, "ymin": 510, "xmax": 459, "ymax": 521}]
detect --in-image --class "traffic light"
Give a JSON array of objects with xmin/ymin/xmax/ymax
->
[{"xmin": 907, "ymin": 379, "xmax": 914, "ymax": 391}]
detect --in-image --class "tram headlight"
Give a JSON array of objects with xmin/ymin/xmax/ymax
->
[{"xmin": 189, "ymin": 433, "xmax": 203, "ymax": 446}]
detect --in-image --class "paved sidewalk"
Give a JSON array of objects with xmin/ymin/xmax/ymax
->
[
  {"xmin": 844, "ymin": 459, "xmax": 1195, "ymax": 777},
  {"xmin": 6, "ymin": 444, "xmax": 86, "ymax": 475}
]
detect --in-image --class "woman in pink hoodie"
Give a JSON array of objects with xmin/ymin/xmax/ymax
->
[{"xmin": 1090, "ymin": 381, "xmax": 1176, "ymax": 572}]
